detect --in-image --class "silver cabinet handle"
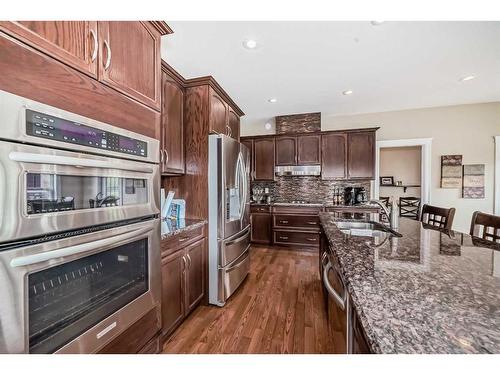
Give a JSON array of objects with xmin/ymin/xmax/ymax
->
[
  {"xmin": 89, "ymin": 29, "xmax": 98, "ymax": 62},
  {"xmin": 181, "ymin": 255, "xmax": 187, "ymax": 270},
  {"xmin": 186, "ymin": 253, "xmax": 192, "ymax": 268},
  {"xmin": 103, "ymin": 39, "xmax": 111, "ymax": 70},
  {"xmin": 307, "ymin": 238, "xmax": 317, "ymax": 241},
  {"xmin": 307, "ymin": 221, "xmax": 318, "ymax": 225},
  {"xmin": 165, "ymin": 149, "xmax": 169, "ymax": 165},
  {"xmin": 279, "ymin": 236, "xmax": 289, "ymax": 240},
  {"xmin": 160, "ymin": 149, "xmax": 164, "ymax": 163},
  {"xmin": 280, "ymin": 220, "xmax": 289, "ymax": 224},
  {"xmin": 321, "ymin": 252, "xmax": 329, "ymax": 267},
  {"xmin": 178, "ymin": 237, "xmax": 189, "ymax": 242},
  {"xmin": 322, "ymin": 261, "xmax": 346, "ymax": 310}
]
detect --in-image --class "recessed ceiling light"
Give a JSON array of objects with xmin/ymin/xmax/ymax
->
[
  {"xmin": 370, "ymin": 21, "xmax": 385, "ymax": 26},
  {"xmin": 459, "ymin": 75, "xmax": 476, "ymax": 82},
  {"xmin": 342, "ymin": 90, "xmax": 353, "ymax": 96},
  {"xmin": 268, "ymin": 98, "xmax": 277, "ymax": 103},
  {"xmin": 242, "ymin": 39, "xmax": 258, "ymax": 49},
  {"xmin": 265, "ymin": 122, "xmax": 272, "ymax": 130}
]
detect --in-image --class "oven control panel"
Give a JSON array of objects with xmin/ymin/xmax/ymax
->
[{"xmin": 25, "ymin": 109, "xmax": 148, "ymax": 157}]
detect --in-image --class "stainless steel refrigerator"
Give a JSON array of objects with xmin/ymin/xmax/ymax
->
[{"xmin": 208, "ymin": 134, "xmax": 251, "ymax": 306}]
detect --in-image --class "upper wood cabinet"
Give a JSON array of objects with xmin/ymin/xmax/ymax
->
[
  {"xmin": 98, "ymin": 22, "xmax": 161, "ymax": 110},
  {"xmin": 297, "ymin": 134, "xmax": 321, "ymax": 165},
  {"xmin": 0, "ymin": 21, "xmax": 169, "ymax": 112},
  {"xmin": 0, "ymin": 21, "xmax": 99, "ymax": 78},
  {"xmin": 209, "ymin": 88, "xmax": 229, "ymax": 135},
  {"xmin": 321, "ymin": 133, "xmax": 347, "ymax": 180},
  {"xmin": 161, "ymin": 67, "xmax": 185, "ymax": 175},
  {"xmin": 227, "ymin": 106, "xmax": 240, "ymax": 140},
  {"xmin": 254, "ymin": 138, "xmax": 275, "ymax": 181},
  {"xmin": 275, "ymin": 136, "xmax": 297, "ymax": 166},
  {"xmin": 347, "ymin": 131, "xmax": 375, "ymax": 180}
]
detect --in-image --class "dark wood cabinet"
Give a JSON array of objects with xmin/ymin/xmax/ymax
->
[
  {"xmin": 253, "ymin": 138, "xmax": 275, "ymax": 181},
  {"xmin": 160, "ymin": 227, "xmax": 207, "ymax": 341},
  {"xmin": 161, "ymin": 66, "xmax": 185, "ymax": 175},
  {"xmin": 97, "ymin": 308, "xmax": 160, "ymax": 354},
  {"xmin": 185, "ymin": 240, "xmax": 205, "ymax": 313},
  {"xmin": 347, "ymin": 131, "xmax": 375, "ymax": 180},
  {"xmin": 228, "ymin": 106, "xmax": 240, "ymax": 140},
  {"xmin": 350, "ymin": 301, "xmax": 372, "ymax": 354},
  {"xmin": 275, "ymin": 136, "xmax": 297, "ymax": 166},
  {"xmin": 271, "ymin": 205, "xmax": 321, "ymax": 250},
  {"xmin": 97, "ymin": 21, "xmax": 162, "ymax": 110},
  {"xmin": 161, "ymin": 249, "xmax": 186, "ymax": 337},
  {"xmin": 250, "ymin": 206, "xmax": 272, "ymax": 244},
  {"xmin": 297, "ymin": 134, "xmax": 321, "ymax": 165},
  {"xmin": 209, "ymin": 87, "xmax": 228, "ymax": 135},
  {"xmin": 321, "ymin": 133, "xmax": 347, "ymax": 179},
  {"xmin": 0, "ymin": 21, "xmax": 99, "ymax": 78}
]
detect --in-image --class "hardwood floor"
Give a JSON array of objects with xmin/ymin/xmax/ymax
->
[{"xmin": 162, "ymin": 245, "xmax": 335, "ymax": 354}]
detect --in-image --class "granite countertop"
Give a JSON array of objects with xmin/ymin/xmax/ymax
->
[
  {"xmin": 161, "ymin": 218, "xmax": 207, "ymax": 240},
  {"xmin": 319, "ymin": 213, "xmax": 500, "ymax": 354},
  {"xmin": 251, "ymin": 202, "xmax": 380, "ymax": 209}
]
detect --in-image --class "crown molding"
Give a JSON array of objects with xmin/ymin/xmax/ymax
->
[{"xmin": 148, "ymin": 21, "xmax": 173, "ymax": 35}]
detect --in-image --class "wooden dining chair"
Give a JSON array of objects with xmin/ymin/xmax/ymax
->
[
  {"xmin": 469, "ymin": 211, "xmax": 500, "ymax": 243},
  {"xmin": 420, "ymin": 204, "xmax": 456, "ymax": 230}
]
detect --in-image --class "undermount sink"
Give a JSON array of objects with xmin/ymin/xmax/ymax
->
[{"xmin": 335, "ymin": 220, "xmax": 402, "ymax": 238}]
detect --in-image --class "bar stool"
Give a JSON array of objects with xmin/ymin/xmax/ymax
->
[
  {"xmin": 420, "ymin": 204, "xmax": 455, "ymax": 230},
  {"xmin": 399, "ymin": 197, "xmax": 421, "ymax": 220},
  {"xmin": 470, "ymin": 211, "xmax": 500, "ymax": 243}
]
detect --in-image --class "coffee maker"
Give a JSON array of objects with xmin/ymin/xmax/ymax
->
[{"xmin": 344, "ymin": 187, "xmax": 367, "ymax": 206}]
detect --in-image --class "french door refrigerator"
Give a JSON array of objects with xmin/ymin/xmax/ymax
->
[{"xmin": 208, "ymin": 134, "xmax": 250, "ymax": 306}]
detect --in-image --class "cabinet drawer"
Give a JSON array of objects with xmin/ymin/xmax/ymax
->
[
  {"xmin": 161, "ymin": 225, "xmax": 205, "ymax": 257},
  {"xmin": 273, "ymin": 230, "xmax": 320, "ymax": 247},
  {"xmin": 273, "ymin": 214, "xmax": 319, "ymax": 229},
  {"xmin": 251, "ymin": 205, "xmax": 271, "ymax": 214}
]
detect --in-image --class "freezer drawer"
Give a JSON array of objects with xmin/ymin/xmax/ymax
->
[
  {"xmin": 220, "ymin": 226, "xmax": 250, "ymax": 267},
  {"xmin": 221, "ymin": 250, "xmax": 250, "ymax": 301}
]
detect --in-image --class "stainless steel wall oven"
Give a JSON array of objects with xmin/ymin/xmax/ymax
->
[{"xmin": 0, "ymin": 90, "xmax": 161, "ymax": 353}]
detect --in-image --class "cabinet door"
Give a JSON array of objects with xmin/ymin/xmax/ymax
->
[
  {"xmin": 250, "ymin": 213, "xmax": 272, "ymax": 244},
  {"xmin": 98, "ymin": 21, "xmax": 161, "ymax": 110},
  {"xmin": 254, "ymin": 138, "xmax": 275, "ymax": 181},
  {"xmin": 0, "ymin": 21, "xmax": 98, "ymax": 77},
  {"xmin": 321, "ymin": 133, "xmax": 347, "ymax": 180},
  {"xmin": 275, "ymin": 136, "xmax": 297, "ymax": 166},
  {"xmin": 209, "ymin": 88, "xmax": 228, "ymax": 135},
  {"xmin": 227, "ymin": 107, "xmax": 240, "ymax": 140},
  {"xmin": 161, "ymin": 250, "xmax": 185, "ymax": 336},
  {"xmin": 161, "ymin": 71, "xmax": 185, "ymax": 174},
  {"xmin": 347, "ymin": 131, "xmax": 375, "ymax": 179},
  {"xmin": 297, "ymin": 134, "xmax": 321, "ymax": 165},
  {"xmin": 241, "ymin": 139, "xmax": 254, "ymax": 180},
  {"xmin": 185, "ymin": 239, "xmax": 206, "ymax": 314}
]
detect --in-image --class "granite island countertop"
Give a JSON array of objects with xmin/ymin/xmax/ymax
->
[
  {"xmin": 161, "ymin": 218, "xmax": 207, "ymax": 240},
  {"xmin": 319, "ymin": 213, "xmax": 500, "ymax": 354}
]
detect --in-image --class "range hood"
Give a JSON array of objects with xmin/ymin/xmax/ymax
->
[{"xmin": 275, "ymin": 165, "xmax": 321, "ymax": 176}]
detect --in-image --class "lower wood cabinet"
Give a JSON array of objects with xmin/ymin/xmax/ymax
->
[
  {"xmin": 160, "ymin": 227, "xmax": 207, "ymax": 341},
  {"xmin": 97, "ymin": 307, "xmax": 161, "ymax": 354},
  {"xmin": 250, "ymin": 206, "xmax": 272, "ymax": 245}
]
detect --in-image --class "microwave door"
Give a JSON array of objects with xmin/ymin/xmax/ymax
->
[{"xmin": 221, "ymin": 136, "xmax": 242, "ymax": 239}]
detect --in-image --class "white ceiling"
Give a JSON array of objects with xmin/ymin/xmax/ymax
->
[{"xmin": 161, "ymin": 21, "xmax": 500, "ymax": 132}]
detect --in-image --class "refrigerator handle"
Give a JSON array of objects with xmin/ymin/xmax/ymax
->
[{"xmin": 237, "ymin": 152, "xmax": 247, "ymax": 222}]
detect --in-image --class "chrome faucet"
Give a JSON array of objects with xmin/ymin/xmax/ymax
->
[{"xmin": 368, "ymin": 199, "xmax": 399, "ymax": 230}]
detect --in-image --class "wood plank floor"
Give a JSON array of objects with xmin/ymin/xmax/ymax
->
[{"xmin": 162, "ymin": 245, "xmax": 335, "ymax": 354}]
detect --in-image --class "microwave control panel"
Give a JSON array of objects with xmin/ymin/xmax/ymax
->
[{"xmin": 25, "ymin": 109, "xmax": 148, "ymax": 157}]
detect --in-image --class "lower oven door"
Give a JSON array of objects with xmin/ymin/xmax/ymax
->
[{"xmin": 0, "ymin": 218, "xmax": 160, "ymax": 354}]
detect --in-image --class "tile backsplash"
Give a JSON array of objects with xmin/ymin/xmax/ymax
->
[{"xmin": 251, "ymin": 176, "xmax": 371, "ymax": 204}]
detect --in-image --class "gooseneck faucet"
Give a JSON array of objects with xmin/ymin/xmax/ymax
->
[{"xmin": 368, "ymin": 199, "xmax": 399, "ymax": 230}]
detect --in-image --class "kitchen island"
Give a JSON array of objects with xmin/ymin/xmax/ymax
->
[{"xmin": 319, "ymin": 213, "xmax": 500, "ymax": 354}]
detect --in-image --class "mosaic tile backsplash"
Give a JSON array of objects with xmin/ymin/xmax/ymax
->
[{"xmin": 251, "ymin": 176, "xmax": 371, "ymax": 204}]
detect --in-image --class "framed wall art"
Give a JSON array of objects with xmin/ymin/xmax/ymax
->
[
  {"xmin": 463, "ymin": 164, "xmax": 485, "ymax": 199},
  {"xmin": 441, "ymin": 155, "xmax": 462, "ymax": 188}
]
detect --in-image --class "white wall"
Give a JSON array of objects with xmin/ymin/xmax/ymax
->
[
  {"xmin": 242, "ymin": 102, "xmax": 500, "ymax": 232},
  {"xmin": 379, "ymin": 146, "xmax": 421, "ymax": 203}
]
